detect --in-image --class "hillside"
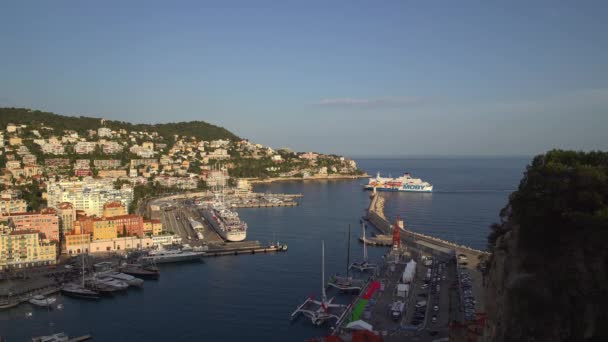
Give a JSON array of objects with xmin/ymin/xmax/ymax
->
[
  {"xmin": 484, "ymin": 150, "xmax": 608, "ymax": 341},
  {"xmin": 0, "ymin": 107, "xmax": 239, "ymax": 141}
]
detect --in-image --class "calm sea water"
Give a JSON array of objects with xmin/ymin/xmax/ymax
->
[{"xmin": 0, "ymin": 157, "xmax": 529, "ymax": 341}]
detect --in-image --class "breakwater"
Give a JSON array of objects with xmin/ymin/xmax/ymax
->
[{"xmin": 366, "ymin": 194, "xmax": 489, "ymax": 258}]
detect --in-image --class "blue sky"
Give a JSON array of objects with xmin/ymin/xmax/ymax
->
[{"xmin": 1, "ymin": 1, "xmax": 607, "ymax": 156}]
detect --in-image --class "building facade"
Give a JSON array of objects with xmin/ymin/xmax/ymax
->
[
  {"xmin": 0, "ymin": 231, "xmax": 57, "ymax": 270},
  {"xmin": 46, "ymin": 178, "xmax": 134, "ymax": 217},
  {"xmin": 0, "ymin": 198, "xmax": 27, "ymax": 216},
  {"xmin": 7, "ymin": 209, "xmax": 60, "ymax": 241}
]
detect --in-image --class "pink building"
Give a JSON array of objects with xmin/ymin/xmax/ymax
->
[{"xmin": 7, "ymin": 208, "xmax": 60, "ymax": 241}]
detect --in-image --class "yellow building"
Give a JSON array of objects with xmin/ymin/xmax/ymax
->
[
  {"xmin": 8, "ymin": 137, "xmax": 23, "ymax": 146},
  {"xmin": 92, "ymin": 219, "xmax": 117, "ymax": 240},
  {"xmin": 143, "ymin": 219, "xmax": 163, "ymax": 236},
  {"xmin": 75, "ymin": 217, "xmax": 118, "ymax": 241},
  {"xmin": 103, "ymin": 201, "xmax": 126, "ymax": 218},
  {"xmin": 142, "ymin": 142, "xmax": 154, "ymax": 150},
  {"xmin": 0, "ymin": 231, "xmax": 57, "ymax": 270},
  {"xmin": 64, "ymin": 233, "xmax": 91, "ymax": 255}
]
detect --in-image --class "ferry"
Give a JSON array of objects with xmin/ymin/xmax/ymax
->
[{"xmin": 364, "ymin": 172, "xmax": 433, "ymax": 192}]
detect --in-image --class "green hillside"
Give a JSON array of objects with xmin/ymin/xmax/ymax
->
[{"xmin": 0, "ymin": 107, "xmax": 240, "ymax": 141}]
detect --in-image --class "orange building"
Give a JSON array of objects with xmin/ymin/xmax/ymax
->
[
  {"xmin": 74, "ymin": 216, "xmax": 117, "ymax": 241},
  {"xmin": 6, "ymin": 208, "xmax": 60, "ymax": 241},
  {"xmin": 109, "ymin": 214, "xmax": 144, "ymax": 237},
  {"xmin": 103, "ymin": 201, "xmax": 126, "ymax": 218}
]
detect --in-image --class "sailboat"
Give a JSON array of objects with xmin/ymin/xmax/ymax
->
[
  {"xmin": 290, "ymin": 241, "xmax": 347, "ymax": 325},
  {"xmin": 327, "ymin": 225, "xmax": 365, "ymax": 293},
  {"xmin": 61, "ymin": 252, "xmax": 100, "ymax": 300},
  {"xmin": 350, "ymin": 221, "xmax": 378, "ymax": 272}
]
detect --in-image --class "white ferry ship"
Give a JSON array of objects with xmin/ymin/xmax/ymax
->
[
  {"xmin": 201, "ymin": 201, "xmax": 247, "ymax": 242},
  {"xmin": 364, "ymin": 172, "xmax": 433, "ymax": 192}
]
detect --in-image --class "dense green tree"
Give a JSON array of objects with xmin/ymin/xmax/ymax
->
[{"xmin": 0, "ymin": 107, "xmax": 239, "ymax": 141}]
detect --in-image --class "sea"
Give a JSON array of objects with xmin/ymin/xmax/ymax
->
[{"xmin": 0, "ymin": 157, "xmax": 529, "ymax": 341}]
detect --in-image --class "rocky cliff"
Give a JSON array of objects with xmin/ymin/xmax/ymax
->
[{"xmin": 484, "ymin": 150, "xmax": 608, "ymax": 342}]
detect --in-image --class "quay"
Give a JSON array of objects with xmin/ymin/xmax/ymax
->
[
  {"xmin": 360, "ymin": 235, "xmax": 392, "ymax": 246},
  {"xmin": 328, "ymin": 194, "xmax": 488, "ymax": 342},
  {"xmin": 230, "ymin": 201, "xmax": 298, "ymax": 208},
  {"xmin": 204, "ymin": 240, "xmax": 287, "ymax": 257},
  {"xmin": 0, "ymin": 282, "xmax": 60, "ymax": 310}
]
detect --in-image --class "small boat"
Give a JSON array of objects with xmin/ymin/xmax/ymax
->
[
  {"xmin": 29, "ymin": 295, "xmax": 57, "ymax": 307},
  {"xmin": 327, "ymin": 224, "xmax": 364, "ymax": 293},
  {"xmin": 93, "ymin": 276, "xmax": 129, "ymax": 291},
  {"xmin": 119, "ymin": 263, "xmax": 160, "ymax": 279},
  {"xmin": 85, "ymin": 280, "xmax": 118, "ymax": 295},
  {"xmin": 60, "ymin": 283, "xmax": 100, "ymax": 300},
  {"xmin": 31, "ymin": 332, "xmax": 92, "ymax": 342},
  {"xmin": 31, "ymin": 332, "xmax": 69, "ymax": 342},
  {"xmin": 105, "ymin": 272, "xmax": 144, "ymax": 287}
]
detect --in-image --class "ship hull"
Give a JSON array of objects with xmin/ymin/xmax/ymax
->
[
  {"xmin": 201, "ymin": 210, "xmax": 247, "ymax": 242},
  {"xmin": 363, "ymin": 185, "xmax": 433, "ymax": 192}
]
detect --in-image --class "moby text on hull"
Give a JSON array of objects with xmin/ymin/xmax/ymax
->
[{"xmin": 363, "ymin": 172, "xmax": 433, "ymax": 192}]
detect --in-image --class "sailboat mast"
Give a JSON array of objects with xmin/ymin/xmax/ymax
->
[
  {"xmin": 321, "ymin": 240, "xmax": 326, "ymax": 302},
  {"xmin": 362, "ymin": 222, "xmax": 368, "ymax": 262},
  {"xmin": 81, "ymin": 248, "xmax": 85, "ymax": 287},
  {"xmin": 346, "ymin": 224, "xmax": 351, "ymax": 277}
]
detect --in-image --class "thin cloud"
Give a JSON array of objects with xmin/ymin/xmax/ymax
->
[{"xmin": 315, "ymin": 96, "xmax": 421, "ymax": 107}]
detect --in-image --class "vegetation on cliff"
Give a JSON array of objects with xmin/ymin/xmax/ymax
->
[
  {"xmin": 0, "ymin": 107, "xmax": 239, "ymax": 141},
  {"xmin": 488, "ymin": 150, "xmax": 608, "ymax": 251},
  {"xmin": 485, "ymin": 150, "xmax": 608, "ymax": 341}
]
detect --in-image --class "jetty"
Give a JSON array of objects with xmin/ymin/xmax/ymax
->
[
  {"xmin": 204, "ymin": 240, "xmax": 287, "ymax": 257},
  {"xmin": 327, "ymin": 194, "xmax": 489, "ymax": 342},
  {"xmin": 0, "ymin": 284, "xmax": 60, "ymax": 310},
  {"xmin": 365, "ymin": 194, "xmax": 489, "ymax": 259}
]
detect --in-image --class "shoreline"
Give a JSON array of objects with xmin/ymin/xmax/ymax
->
[{"xmin": 246, "ymin": 173, "xmax": 370, "ymax": 185}]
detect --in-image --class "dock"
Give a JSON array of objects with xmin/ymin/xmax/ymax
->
[
  {"xmin": 329, "ymin": 194, "xmax": 488, "ymax": 342},
  {"xmin": 0, "ymin": 284, "xmax": 60, "ymax": 310},
  {"xmin": 204, "ymin": 240, "xmax": 287, "ymax": 257},
  {"xmin": 359, "ymin": 235, "xmax": 392, "ymax": 246},
  {"xmin": 230, "ymin": 201, "xmax": 298, "ymax": 208}
]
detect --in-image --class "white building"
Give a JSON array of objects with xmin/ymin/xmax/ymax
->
[
  {"xmin": 74, "ymin": 141, "xmax": 97, "ymax": 154},
  {"xmin": 46, "ymin": 178, "xmax": 134, "ymax": 217},
  {"xmin": 98, "ymin": 127, "xmax": 112, "ymax": 138},
  {"xmin": 41, "ymin": 143, "xmax": 66, "ymax": 155},
  {"xmin": 6, "ymin": 124, "xmax": 17, "ymax": 133}
]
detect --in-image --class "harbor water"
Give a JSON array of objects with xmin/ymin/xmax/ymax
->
[{"xmin": 0, "ymin": 157, "xmax": 529, "ymax": 341}]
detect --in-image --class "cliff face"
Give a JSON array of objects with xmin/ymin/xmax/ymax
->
[{"xmin": 484, "ymin": 151, "xmax": 608, "ymax": 342}]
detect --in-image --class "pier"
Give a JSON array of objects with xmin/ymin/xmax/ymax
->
[
  {"xmin": 204, "ymin": 240, "xmax": 287, "ymax": 257},
  {"xmin": 330, "ymin": 194, "xmax": 488, "ymax": 342},
  {"xmin": 366, "ymin": 194, "xmax": 489, "ymax": 259}
]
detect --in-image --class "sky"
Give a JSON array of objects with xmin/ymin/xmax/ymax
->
[{"xmin": 1, "ymin": 0, "xmax": 607, "ymax": 156}]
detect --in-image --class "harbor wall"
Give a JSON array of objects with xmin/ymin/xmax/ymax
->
[{"xmin": 366, "ymin": 194, "xmax": 489, "ymax": 259}]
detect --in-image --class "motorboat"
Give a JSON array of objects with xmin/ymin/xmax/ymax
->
[
  {"xmin": 29, "ymin": 295, "xmax": 57, "ymax": 307},
  {"xmin": 104, "ymin": 272, "xmax": 144, "ymax": 287}
]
